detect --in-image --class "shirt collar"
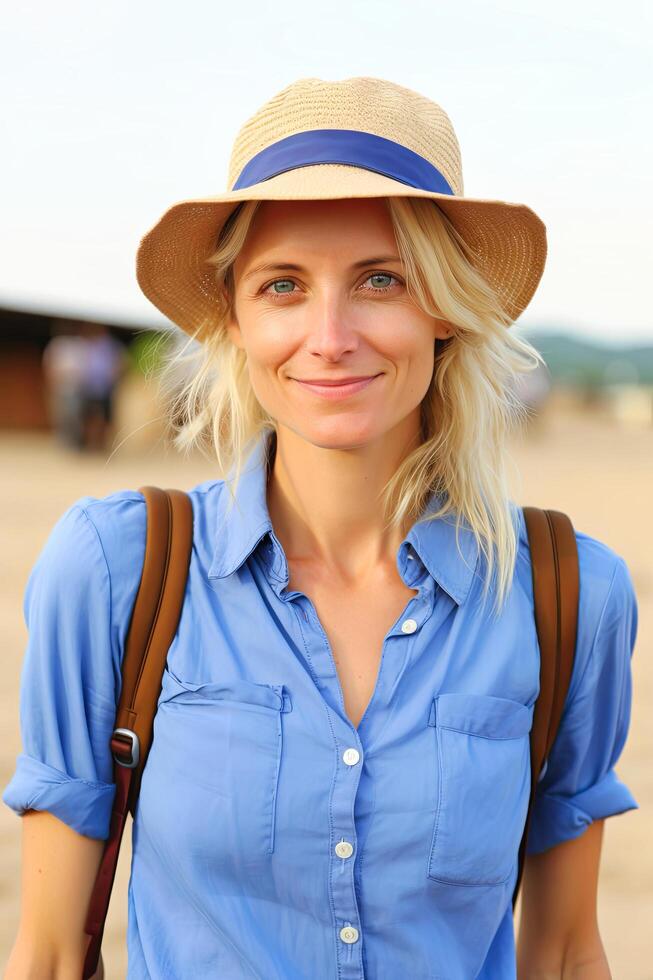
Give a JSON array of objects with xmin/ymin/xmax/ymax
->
[
  {"xmin": 208, "ymin": 432, "xmax": 278, "ymax": 583},
  {"xmin": 208, "ymin": 432, "xmax": 480, "ymax": 606},
  {"xmin": 404, "ymin": 494, "xmax": 480, "ymax": 605}
]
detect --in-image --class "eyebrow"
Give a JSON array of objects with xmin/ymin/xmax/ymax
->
[{"xmin": 242, "ymin": 255, "xmax": 403, "ymax": 281}]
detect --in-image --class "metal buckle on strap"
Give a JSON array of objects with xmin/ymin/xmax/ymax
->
[{"xmin": 112, "ymin": 728, "xmax": 140, "ymax": 769}]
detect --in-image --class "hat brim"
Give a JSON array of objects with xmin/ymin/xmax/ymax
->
[{"xmin": 136, "ymin": 164, "xmax": 546, "ymax": 335}]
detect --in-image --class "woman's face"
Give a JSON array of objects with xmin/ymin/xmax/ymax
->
[{"xmin": 226, "ymin": 197, "xmax": 451, "ymax": 452}]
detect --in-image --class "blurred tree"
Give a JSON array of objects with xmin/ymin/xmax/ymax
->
[{"xmin": 127, "ymin": 330, "xmax": 173, "ymax": 379}]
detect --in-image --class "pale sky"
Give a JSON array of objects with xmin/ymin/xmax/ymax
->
[{"xmin": 2, "ymin": 0, "xmax": 651, "ymax": 344}]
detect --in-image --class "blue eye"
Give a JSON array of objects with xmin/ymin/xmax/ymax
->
[
  {"xmin": 367, "ymin": 274, "xmax": 394, "ymax": 290},
  {"xmin": 268, "ymin": 280, "xmax": 295, "ymax": 295},
  {"xmin": 261, "ymin": 272, "xmax": 401, "ymax": 301}
]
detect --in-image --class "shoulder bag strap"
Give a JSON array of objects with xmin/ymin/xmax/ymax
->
[
  {"xmin": 82, "ymin": 486, "xmax": 193, "ymax": 979},
  {"xmin": 512, "ymin": 507, "xmax": 579, "ymax": 909}
]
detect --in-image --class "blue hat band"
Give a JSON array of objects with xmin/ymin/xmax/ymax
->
[{"xmin": 231, "ymin": 128, "xmax": 455, "ymax": 196}]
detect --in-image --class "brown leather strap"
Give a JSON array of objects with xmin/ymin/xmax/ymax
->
[
  {"xmin": 512, "ymin": 508, "xmax": 579, "ymax": 908},
  {"xmin": 82, "ymin": 487, "xmax": 193, "ymax": 979}
]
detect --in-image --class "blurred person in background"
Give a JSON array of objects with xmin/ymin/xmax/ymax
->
[
  {"xmin": 42, "ymin": 324, "xmax": 87, "ymax": 449},
  {"xmin": 78, "ymin": 322, "xmax": 128, "ymax": 452}
]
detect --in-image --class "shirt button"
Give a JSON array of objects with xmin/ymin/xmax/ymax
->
[
  {"xmin": 340, "ymin": 926, "xmax": 359, "ymax": 944},
  {"xmin": 342, "ymin": 748, "xmax": 360, "ymax": 766},
  {"xmin": 401, "ymin": 618, "xmax": 418, "ymax": 634},
  {"xmin": 335, "ymin": 840, "xmax": 354, "ymax": 859}
]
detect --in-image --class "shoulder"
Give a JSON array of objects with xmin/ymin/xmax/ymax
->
[
  {"xmin": 32, "ymin": 477, "xmax": 226, "ymax": 640},
  {"xmin": 25, "ymin": 490, "xmax": 150, "ymax": 655},
  {"xmin": 514, "ymin": 502, "xmax": 631, "ymax": 612},
  {"xmin": 514, "ymin": 504, "xmax": 637, "ymax": 700},
  {"xmin": 51, "ymin": 488, "xmax": 149, "ymax": 594},
  {"xmin": 54, "ymin": 477, "xmax": 225, "ymax": 568}
]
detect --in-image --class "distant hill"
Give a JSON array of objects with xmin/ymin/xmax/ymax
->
[{"xmin": 517, "ymin": 329, "xmax": 653, "ymax": 386}]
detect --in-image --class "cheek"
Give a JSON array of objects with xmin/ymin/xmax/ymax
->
[
  {"xmin": 241, "ymin": 339, "xmax": 294, "ymax": 413},
  {"xmin": 369, "ymin": 304, "xmax": 435, "ymax": 354},
  {"xmin": 237, "ymin": 320, "xmax": 294, "ymax": 378},
  {"xmin": 384, "ymin": 328, "xmax": 436, "ymax": 386},
  {"xmin": 382, "ymin": 338, "xmax": 436, "ymax": 414},
  {"xmin": 400, "ymin": 359, "xmax": 436, "ymax": 411}
]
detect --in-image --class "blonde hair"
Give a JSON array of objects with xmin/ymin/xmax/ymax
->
[{"xmin": 158, "ymin": 196, "xmax": 544, "ymax": 616}]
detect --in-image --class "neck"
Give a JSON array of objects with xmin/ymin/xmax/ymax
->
[{"xmin": 266, "ymin": 421, "xmax": 421, "ymax": 584}]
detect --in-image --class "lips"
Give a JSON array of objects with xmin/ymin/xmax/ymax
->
[
  {"xmin": 294, "ymin": 375, "xmax": 378, "ymax": 385},
  {"xmin": 290, "ymin": 373, "xmax": 382, "ymax": 400}
]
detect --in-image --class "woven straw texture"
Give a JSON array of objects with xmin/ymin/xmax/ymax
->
[{"xmin": 136, "ymin": 76, "xmax": 547, "ymax": 335}]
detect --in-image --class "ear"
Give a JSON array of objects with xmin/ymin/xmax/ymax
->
[{"xmin": 433, "ymin": 318, "xmax": 454, "ymax": 340}]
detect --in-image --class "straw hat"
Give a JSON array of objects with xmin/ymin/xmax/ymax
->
[{"xmin": 136, "ymin": 76, "xmax": 547, "ymax": 337}]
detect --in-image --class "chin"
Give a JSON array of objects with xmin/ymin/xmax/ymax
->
[{"xmin": 286, "ymin": 417, "xmax": 385, "ymax": 452}]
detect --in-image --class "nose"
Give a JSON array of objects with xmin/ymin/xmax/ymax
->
[{"xmin": 304, "ymin": 287, "xmax": 360, "ymax": 362}]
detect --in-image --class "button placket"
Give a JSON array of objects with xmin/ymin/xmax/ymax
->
[
  {"xmin": 329, "ymin": 732, "xmax": 365, "ymax": 977},
  {"xmin": 287, "ymin": 593, "xmax": 365, "ymax": 973}
]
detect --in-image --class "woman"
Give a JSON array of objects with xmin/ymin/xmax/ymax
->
[{"xmin": 3, "ymin": 77, "xmax": 638, "ymax": 979}]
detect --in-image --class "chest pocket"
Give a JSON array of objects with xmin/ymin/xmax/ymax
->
[
  {"xmin": 426, "ymin": 693, "xmax": 534, "ymax": 887},
  {"xmin": 150, "ymin": 667, "xmax": 292, "ymax": 861}
]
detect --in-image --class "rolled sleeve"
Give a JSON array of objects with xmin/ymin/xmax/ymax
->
[
  {"xmin": 2, "ymin": 503, "xmax": 121, "ymax": 840},
  {"xmin": 3, "ymin": 753, "xmax": 116, "ymax": 839},
  {"xmin": 526, "ymin": 552, "xmax": 639, "ymax": 855},
  {"xmin": 527, "ymin": 770, "xmax": 638, "ymax": 855}
]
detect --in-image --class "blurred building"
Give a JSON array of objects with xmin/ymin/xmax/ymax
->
[{"xmin": 0, "ymin": 302, "xmax": 145, "ymax": 430}]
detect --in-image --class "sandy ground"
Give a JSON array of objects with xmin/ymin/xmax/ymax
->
[{"xmin": 0, "ymin": 401, "xmax": 650, "ymax": 978}]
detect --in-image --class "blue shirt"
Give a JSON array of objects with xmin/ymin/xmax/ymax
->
[{"xmin": 3, "ymin": 432, "xmax": 639, "ymax": 979}]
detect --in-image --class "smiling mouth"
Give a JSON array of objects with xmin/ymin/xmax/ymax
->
[
  {"xmin": 290, "ymin": 374, "xmax": 383, "ymax": 399},
  {"xmin": 293, "ymin": 375, "xmax": 380, "ymax": 386}
]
